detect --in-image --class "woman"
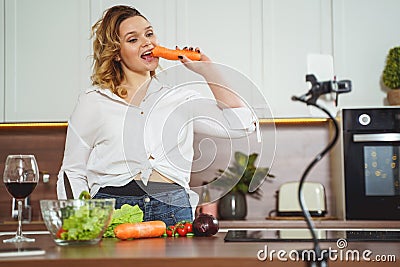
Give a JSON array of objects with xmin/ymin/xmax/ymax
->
[{"xmin": 57, "ymin": 5, "xmax": 256, "ymax": 226}]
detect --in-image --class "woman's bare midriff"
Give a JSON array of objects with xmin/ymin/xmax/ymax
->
[{"xmin": 133, "ymin": 170, "xmax": 175, "ymax": 184}]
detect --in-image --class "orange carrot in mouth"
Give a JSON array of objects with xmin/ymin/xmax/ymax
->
[{"xmin": 152, "ymin": 46, "xmax": 201, "ymax": 61}]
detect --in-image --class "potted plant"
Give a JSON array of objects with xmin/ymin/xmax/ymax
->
[
  {"xmin": 211, "ymin": 151, "xmax": 274, "ymax": 220},
  {"xmin": 382, "ymin": 46, "xmax": 400, "ymax": 105}
]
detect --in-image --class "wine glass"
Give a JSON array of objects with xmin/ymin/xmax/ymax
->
[{"xmin": 3, "ymin": 155, "xmax": 39, "ymax": 243}]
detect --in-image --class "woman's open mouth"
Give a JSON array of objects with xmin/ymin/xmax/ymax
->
[{"xmin": 141, "ymin": 51, "xmax": 155, "ymax": 62}]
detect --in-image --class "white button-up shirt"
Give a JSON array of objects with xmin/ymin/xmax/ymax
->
[{"xmin": 57, "ymin": 78, "xmax": 257, "ymax": 202}]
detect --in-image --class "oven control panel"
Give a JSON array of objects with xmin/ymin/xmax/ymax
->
[{"xmin": 343, "ymin": 107, "xmax": 400, "ymax": 131}]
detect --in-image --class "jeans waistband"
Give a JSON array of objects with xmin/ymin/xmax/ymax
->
[{"xmin": 98, "ymin": 179, "xmax": 182, "ymax": 196}]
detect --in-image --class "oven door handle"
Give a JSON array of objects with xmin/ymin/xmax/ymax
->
[{"xmin": 353, "ymin": 133, "xmax": 400, "ymax": 142}]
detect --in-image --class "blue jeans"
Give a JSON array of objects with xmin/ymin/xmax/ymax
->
[{"xmin": 93, "ymin": 188, "xmax": 192, "ymax": 226}]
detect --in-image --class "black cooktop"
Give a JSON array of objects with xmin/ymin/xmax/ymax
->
[{"xmin": 224, "ymin": 229, "xmax": 400, "ymax": 242}]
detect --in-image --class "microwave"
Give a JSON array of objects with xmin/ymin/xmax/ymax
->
[{"xmin": 331, "ymin": 107, "xmax": 400, "ymax": 220}]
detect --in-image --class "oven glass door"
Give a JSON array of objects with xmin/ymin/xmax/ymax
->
[{"xmin": 364, "ymin": 146, "xmax": 400, "ymax": 196}]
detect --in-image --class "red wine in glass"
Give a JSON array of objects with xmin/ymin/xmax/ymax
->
[
  {"xmin": 5, "ymin": 182, "xmax": 37, "ymax": 199},
  {"xmin": 3, "ymin": 155, "xmax": 39, "ymax": 243}
]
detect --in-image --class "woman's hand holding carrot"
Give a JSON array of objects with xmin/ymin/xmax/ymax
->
[{"xmin": 174, "ymin": 46, "xmax": 216, "ymax": 78}]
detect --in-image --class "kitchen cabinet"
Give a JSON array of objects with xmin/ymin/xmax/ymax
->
[
  {"xmin": 0, "ymin": 1, "xmax": 4, "ymax": 121},
  {"xmin": 261, "ymin": 0, "xmax": 333, "ymax": 117},
  {"xmin": 1, "ymin": 0, "xmax": 181, "ymax": 122},
  {"xmin": 332, "ymin": 0, "xmax": 400, "ymax": 108},
  {"xmin": 1, "ymin": 0, "xmax": 400, "ymax": 121},
  {"xmin": 262, "ymin": 0, "xmax": 400, "ymax": 117},
  {"xmin": 3, "ymin": 0, "xmax": 92, "ymax": 122}
]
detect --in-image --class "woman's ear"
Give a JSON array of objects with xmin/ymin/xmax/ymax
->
[{"xmin": 115, "ymin": 55, "xmax": 121, "ymax": 62}]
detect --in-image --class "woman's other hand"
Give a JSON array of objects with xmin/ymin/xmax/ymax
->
[{"xmin": 176, "ymin": 46, "xmax": 214, "ymax": 78}]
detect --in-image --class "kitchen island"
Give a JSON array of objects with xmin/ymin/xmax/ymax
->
[{"xmin": 1, "ymin": 225, "xmax": 399, "ymax": 267}]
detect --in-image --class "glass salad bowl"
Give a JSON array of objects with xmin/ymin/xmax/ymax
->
[{"xmin": 40, "ymin": 199, "xmax": 115, "ymax": 246}]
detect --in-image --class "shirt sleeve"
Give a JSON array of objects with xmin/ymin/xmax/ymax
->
[
  {"xmin": 56, "ymin": 91, "xmax": 100, "ymax": 199},
  {"xmin": 190, "ymin": 93, "xmax": 257, "ymax": 139}
]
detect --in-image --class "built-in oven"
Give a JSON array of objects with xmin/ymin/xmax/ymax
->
[{"xmin": 332, "ymin": 108, "xmax": 400, "ymax": 220}]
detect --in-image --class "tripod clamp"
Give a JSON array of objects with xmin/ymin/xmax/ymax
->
[{"xmin": 292, "ymin": 74, "xmax": 352, "ymax": 106}]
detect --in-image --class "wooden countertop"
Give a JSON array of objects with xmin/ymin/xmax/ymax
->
[
  {"xmin": 0, "ymin": 221, "xmax": 399, "ymax": 267},
  {"xmin": 219, "ymin": 219, "xmax": 400, "ymax": 229},
  {"xmin": 2, "ymin": 219, "xmax": 400, "ymax": 231}
]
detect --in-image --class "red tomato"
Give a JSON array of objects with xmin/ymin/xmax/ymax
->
[
  {"xmin": 176, "ymin": 226, "xmax": 188, "ymax": 237},
  {"xmin": 56, "ymin": 227, "xmax": 67, "ymax": 238},
  {"xmin": 166, "ymin": 225, "xmax": 175, "ymax": 237},
  {"xmin": 184, "ymin": 222, "xmax": 193, "ymax": 233}
]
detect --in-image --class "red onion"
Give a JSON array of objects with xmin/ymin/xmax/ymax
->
[{"xmin": 193, "ymin": 213, "xmax": 219, "ymax": 237}]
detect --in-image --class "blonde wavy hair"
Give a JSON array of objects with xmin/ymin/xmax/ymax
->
[{"xmin": 91, "ymin": 5, "xmax": 154, "ymax": 98}]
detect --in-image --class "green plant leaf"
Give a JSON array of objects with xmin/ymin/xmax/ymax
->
[
  {"xmin": 383, "ymin": 46, "xmax": 400, "ymax": 89},
  {"xmin": 249, "ymin": 168, "xmax": 269, "ymax": 188},
  {"xmin": 247, "ymin": 153, "xmax": 258, "ymax": 167},
  {"xmin": 235, "ymin": 183, "xmax": 248, "ymax": 194},
  {"xmin": 213, "ymin": 151, "xmax": 275, "ymax": 199},
  {"xmin": 235, "ymin": 151, "xmax": 248, "ymax": 169}
]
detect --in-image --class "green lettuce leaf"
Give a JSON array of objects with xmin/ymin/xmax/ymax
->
[{"xmin": 103, "ymin": 204, "xmax": 144, "ymax": 238}]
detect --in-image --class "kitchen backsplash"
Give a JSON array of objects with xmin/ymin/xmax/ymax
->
[
  {"xmin": 0, "ymin": 125, "xmax": 66, "ymax": 222},
  {"xmin": 191, "ymin": 121, "xmax": 332, "ymax": 220}
]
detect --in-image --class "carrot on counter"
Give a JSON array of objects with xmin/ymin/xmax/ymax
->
[
  {"xmin": 152, "ymin": 46, "xmax": 202, "ymax": 61},
  {"xmin": 114, "ymin": 221, "xmax": 166, "ymax": 240}
]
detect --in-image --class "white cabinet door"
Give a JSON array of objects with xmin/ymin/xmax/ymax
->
[
  {"xmin": 0, "ymin": 0, "xmax": 4, "ymax": 121},
  {"xmin": 262, "ymin": 0, "xmax": 333, "ymax": 117},
  {"xmin": 4, "ymin": 0, "xmax": 91, "ymax": 122},
  {"xmin": 175, "ymin": 0, "xmax": 264, "ymax": 115},
  {"xmin": 333, "ymin": 0, "xmax": 400, "ymax": 108}
]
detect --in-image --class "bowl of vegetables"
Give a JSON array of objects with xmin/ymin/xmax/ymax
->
[{"xmin": 40, "ymin": 199, "xmax": 115, "ymax": 246}]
